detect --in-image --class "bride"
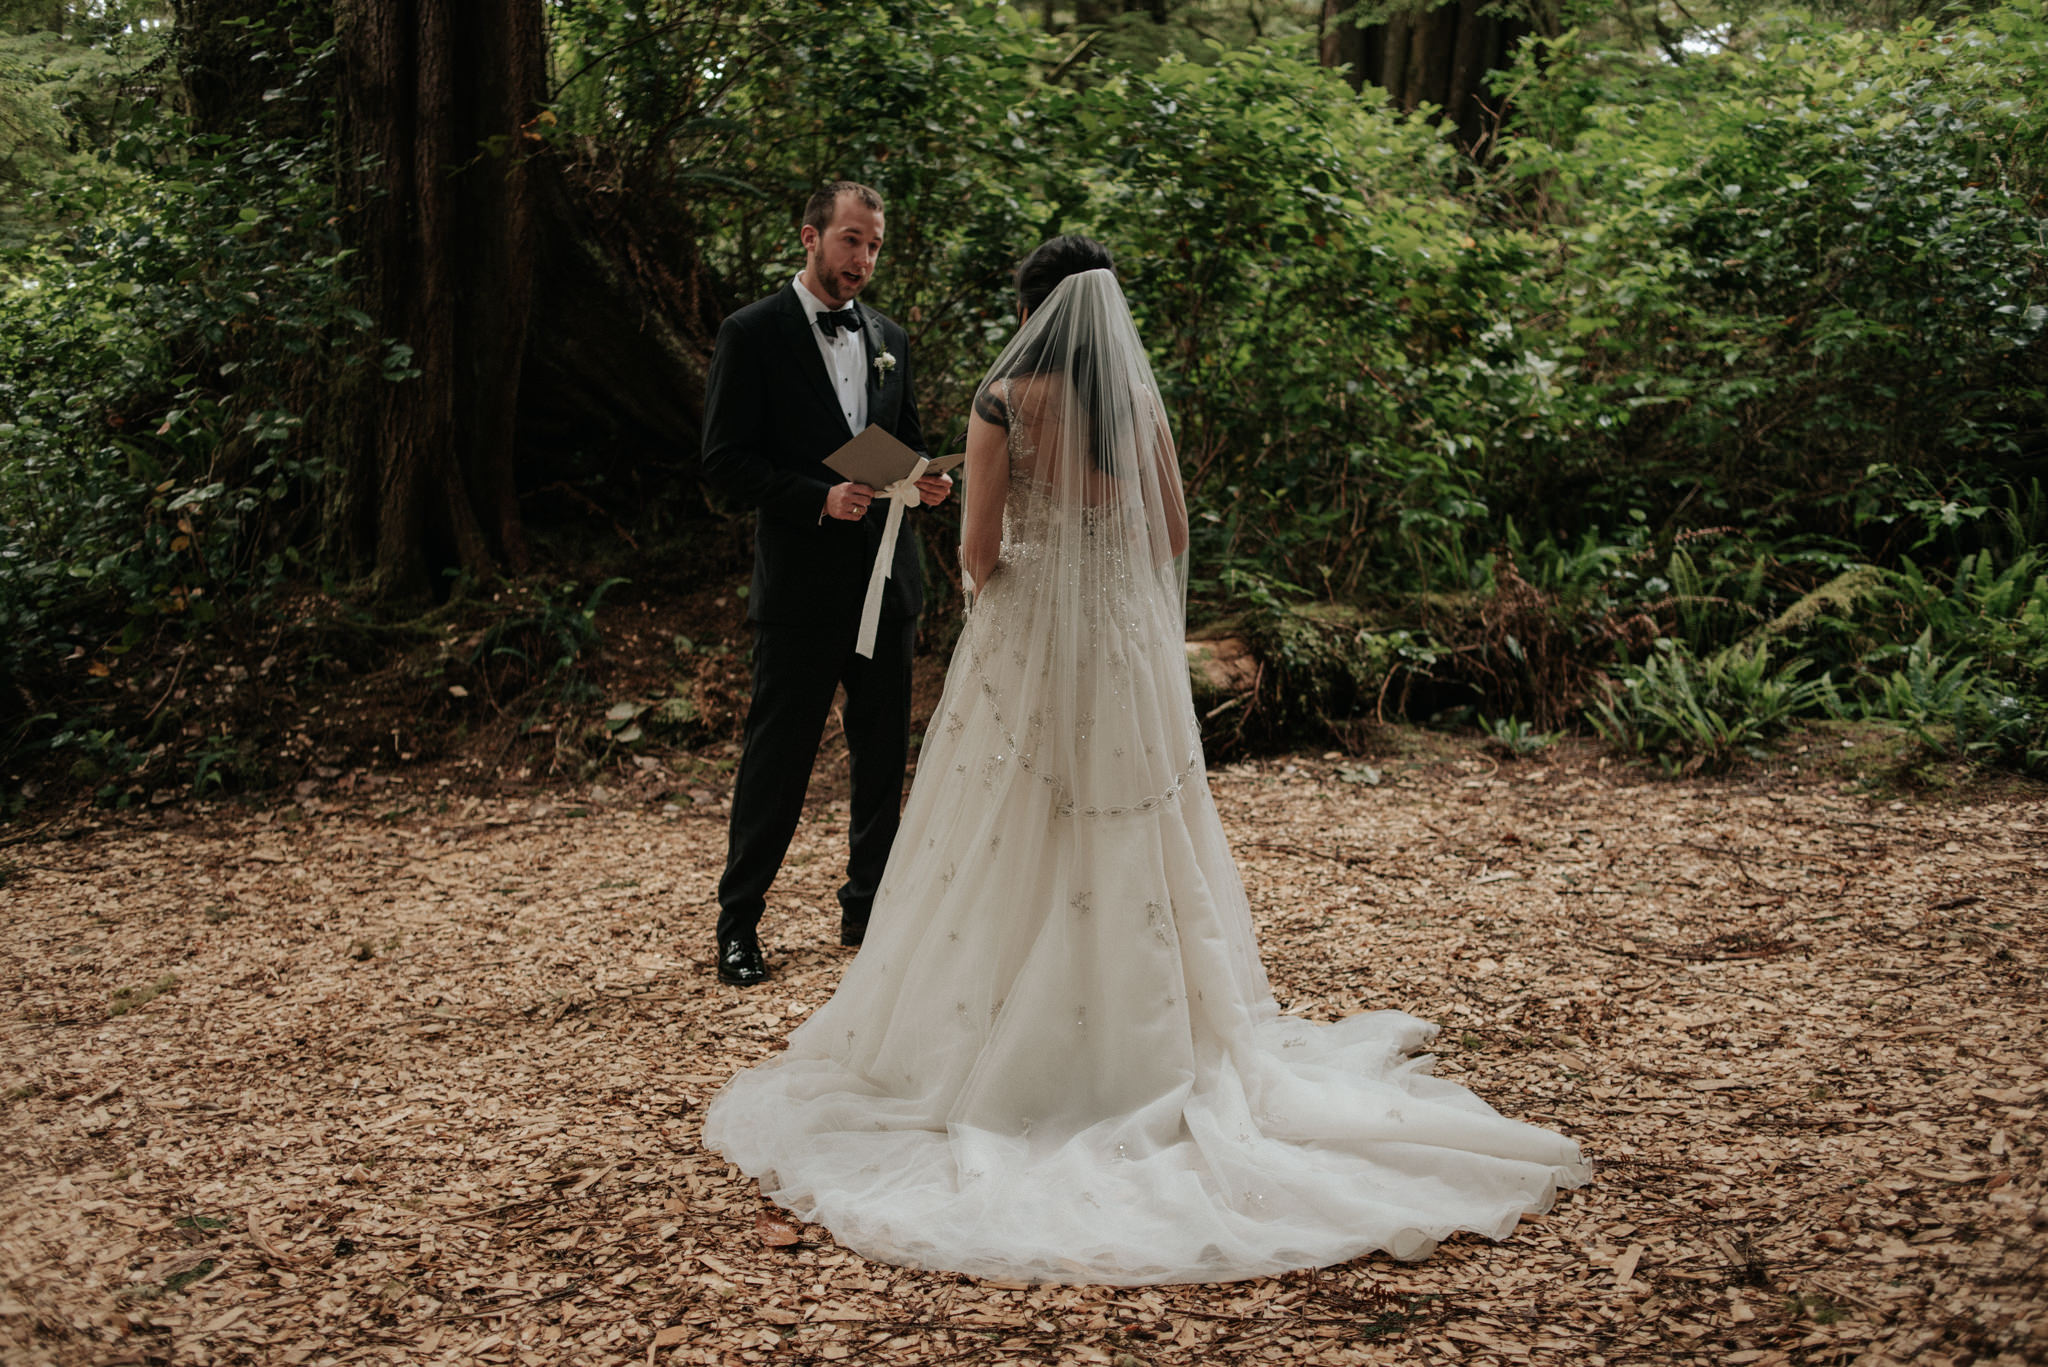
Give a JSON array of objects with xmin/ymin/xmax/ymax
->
[{"xmin": 701, "ymin": 237, "xmax": 1588, "ymax": 1284}]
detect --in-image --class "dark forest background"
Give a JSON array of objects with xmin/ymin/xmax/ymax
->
[{"xmin": 2, "ymin": 0, "xmax": 2043, "ymax": 812}]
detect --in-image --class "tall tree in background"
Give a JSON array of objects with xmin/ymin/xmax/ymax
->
[
  {"xmin": 331, "ymin": 0, "xmax": 544, "ymax": 596},
  {"xmin": 164, "ymin": 0, "xmax": 714, "ymax": 602},
  {"xmin": 1321, "ymin": 0, "xmax": 1543, "ymax": 150}
]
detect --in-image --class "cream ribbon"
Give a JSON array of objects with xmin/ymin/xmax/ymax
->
[{"xmin": 855, "ymin": 455, "xmax": 929, "ymax": 658}]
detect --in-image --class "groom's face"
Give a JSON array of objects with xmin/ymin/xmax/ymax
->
[{"xmin": 801, "ymin": 196, "xmax": 885, "ymax": 306}]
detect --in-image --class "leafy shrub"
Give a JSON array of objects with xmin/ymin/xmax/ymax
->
[
  {"xmin": 464, "ymin": 578, "xmax": 629, "ymax": 707},
  {"xmin": 1589, "ymin": 641, "xmax": 1837, "ymax": 775},
  {"xmin": 1479, "ymin": 715, "xmax": 1561, "ymax": 757},
  {"xmin": 1846, "ymin": 552, "xmax": 2048, "ymax": 771},
  {"xmin": 0, "ymin": 26, "xmax": 367, "ymax": 723},
  {"xmin": 1866, "ymin": 629, "xmax": 2047, "ymax": 773}
]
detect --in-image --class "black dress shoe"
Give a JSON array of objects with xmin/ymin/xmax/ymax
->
[
  {"xmin": 717, "ymin": 935, "xmax": 769, "ymax": 986},
  {"xmin": 839, "ymin": 921, "xmax": 867, "ymax": 948}
]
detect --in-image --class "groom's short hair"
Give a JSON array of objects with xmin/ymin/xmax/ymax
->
[{"xmin": 804, "ymin": 181, "xmax": 885, "ymax": 234}]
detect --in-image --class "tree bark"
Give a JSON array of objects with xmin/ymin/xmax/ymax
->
[
  {"xmin": 451, "ymin": 0, "xmax": 544, "ymax": 579},
  {"xmin": 1319, "ymin": 0, "xmax": 1369, "ymax": 92},
  {"xmin": 332, "ymin": 0, "xmax": 544, "ymax": 597},
  {"xmin": 515, "ymin": 162, "xmax": 711, "ymax": 486},
  {"xmin": 1444, "ymin": 0, "xmax": 1498, "ymax": 150},
  {"xmin": 168, "ymin": 0, "xmax": 712, "ymax": 600},
  {"xmin": 1378, "ymin": 8, "xmax": 1412, "ymax": 96},
  {"xmin": 1322, "ymin": 0, "xmax": 1541, "ymax": 151},
  {"xmin": 1411, "ymin": 3, "xmax": 1457, "ymax": 113},
  {"xmin": 171, "ymin": 0, "xmax": 331, "ymax": 137}
]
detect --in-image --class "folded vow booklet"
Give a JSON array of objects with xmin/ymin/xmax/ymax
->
[{"xmin": 824, "ymin": 425, "xmax": 965, "ymax": 489}]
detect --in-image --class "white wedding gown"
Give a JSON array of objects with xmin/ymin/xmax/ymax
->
[{"xmin": 701, "ymin": 275, "xmax": 1587, "ymax": 1285}]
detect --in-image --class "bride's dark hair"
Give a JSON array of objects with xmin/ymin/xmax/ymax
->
[
  {"xmin": 978, "ymin": 236, "xmax": 1128, "ymax": 472},
  {"xmin": 1015, "ymin": 235, "xmax": 1115, "ymax": 313}
]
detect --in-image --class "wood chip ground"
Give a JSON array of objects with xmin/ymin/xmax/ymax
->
[{"xmin": 2, "ymin": 745, "xmax": 2042, "ymax": 1366}]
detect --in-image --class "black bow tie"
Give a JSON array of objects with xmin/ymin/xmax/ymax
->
[{"xmin": 816, "ymin": 307, "xmax": 859, "ymax": 338}]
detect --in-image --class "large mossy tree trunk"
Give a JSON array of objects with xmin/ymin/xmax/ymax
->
[
  {"xmin": 330, "ymin": 0, "xmax": 544, "ymax": 597},
  {"xmin": 1320, "ymin": 0, "xmax": 1541, "ymax": 151},
  {"xmin": 173, "ymin": 0, "xmax": 718, "ymax": 604}
]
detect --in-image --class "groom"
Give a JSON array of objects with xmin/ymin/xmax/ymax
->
[{"xmin": 700, "ymin": 181, "xmax": 951, "ymax": 987}]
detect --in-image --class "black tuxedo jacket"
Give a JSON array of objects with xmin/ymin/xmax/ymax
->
[{"xmin": 701, "ymin": 284, "xmax": 929, "ymax": 627}]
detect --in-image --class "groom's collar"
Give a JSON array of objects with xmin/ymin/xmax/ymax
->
[{"xmin": 791, "ymin": 273, "xmax": 859, "ymax": 328}]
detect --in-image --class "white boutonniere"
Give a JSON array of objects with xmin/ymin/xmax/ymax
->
[{"xmin": 873, "ymin": 349, "xmax": 897, "ymax": 379}]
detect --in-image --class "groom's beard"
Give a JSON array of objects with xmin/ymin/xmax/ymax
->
[{"xmin": 807, "ymin": 262, "xmax": 869, "ymax": 306}]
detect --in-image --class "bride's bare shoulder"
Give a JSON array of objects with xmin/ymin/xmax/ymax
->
[{"xmin": 997, "ymin": 372, "xmax": 1070, "ymax": 420}]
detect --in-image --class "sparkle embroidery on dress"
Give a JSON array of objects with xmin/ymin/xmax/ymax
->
[
  {"xmin": 1146, "ymin": 900, "xmax": 1172, "ymax": 944},
  {"xmin": 1069, "ymin": 890, "xmax": 1092, "ymax": 916},
  {"xmin": 945, "ymin": 711, "xmax": 964, "ymax": 738}
]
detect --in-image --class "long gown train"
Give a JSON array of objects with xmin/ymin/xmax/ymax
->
[{"xmin": 701, "ymin": 272, "xmax": 1587, "ymax": 1285}]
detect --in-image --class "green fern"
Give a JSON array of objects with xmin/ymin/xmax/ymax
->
[{"xmin": 1590, "ymin": 641, "xmax": 1834, "ymax": 775}]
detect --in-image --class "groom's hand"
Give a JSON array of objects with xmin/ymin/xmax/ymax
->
[
  {"xmin": 824, "ymin": 482, "xmax": 876, "ymax": 520},
  {"xmin": 915, "ymin": 472, "xmax": 953, "ymax": 507}
]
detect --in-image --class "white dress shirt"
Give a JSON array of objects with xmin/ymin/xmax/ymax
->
[{"xmin": 793, "ymin": 273, "xmax": 868, "ymax": 434}]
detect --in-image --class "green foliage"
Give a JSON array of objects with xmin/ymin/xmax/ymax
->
[
  {"xmin": 0, "ymin": 18, "xmax": 364, "ymax": 730},
  {"xmin": 1589, "ymin": 640, "xmax": 1837, "ymax": 774},
  {"xmin": 1889, "ymin": 550, "xmax": 2048, "ymax": 688},
  {"xmin": 0, "ymin": 7, "xmax": 169, "ymax": 247},
  {"xmin": 1493, "ymin": 7, "xmax": 2047, "ymax": 550},
  {"xmin": 466, "ymin": 578, "xmax": 629, "ymax": 704},
  {"xmin": 108, "ymin": 971, "xmax": 177, "ymax": 1016},
  {"xmin": 1479, "ymin": 714, "xmax": 1562, "ymax": 756},
  {"xmin": 1850, "ymin": 552, "xmax": 2048, "ymax": 771},
  {"xmin": 6, "ymin": 0, "xmax": 2045, "ymax": 787}
]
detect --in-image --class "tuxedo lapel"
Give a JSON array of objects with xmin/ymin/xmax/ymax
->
[
  {"xmin": 775, "ymin": 286, "xmax": 853, "ymax": 440},
  {"xmin": 861, "ymin": 307, "xmax": 886, "ymax": 421}
]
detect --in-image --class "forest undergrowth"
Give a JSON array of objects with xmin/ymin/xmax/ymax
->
[{"xmin": 4, "ymin": 1, "xmax": 2046, "ymax": 808}]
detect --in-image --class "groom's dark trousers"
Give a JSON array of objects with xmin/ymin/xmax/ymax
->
[
  {"xmin": 700, "ymin": 283, "xmax": 928, "ymax": 947},
  {"xmin": 718, "ymin": 616, "xmax": 915, "ymax": 945}
]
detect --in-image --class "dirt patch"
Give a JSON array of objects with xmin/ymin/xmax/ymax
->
[{"xmin": 0, "ymin": 746, "xmax": 2042, "ymax": 1366}]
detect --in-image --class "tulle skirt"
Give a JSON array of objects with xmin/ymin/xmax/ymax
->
[{"xmin": 701, "ymin": 551, "xmax": 1588, "ymax": 1284}]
